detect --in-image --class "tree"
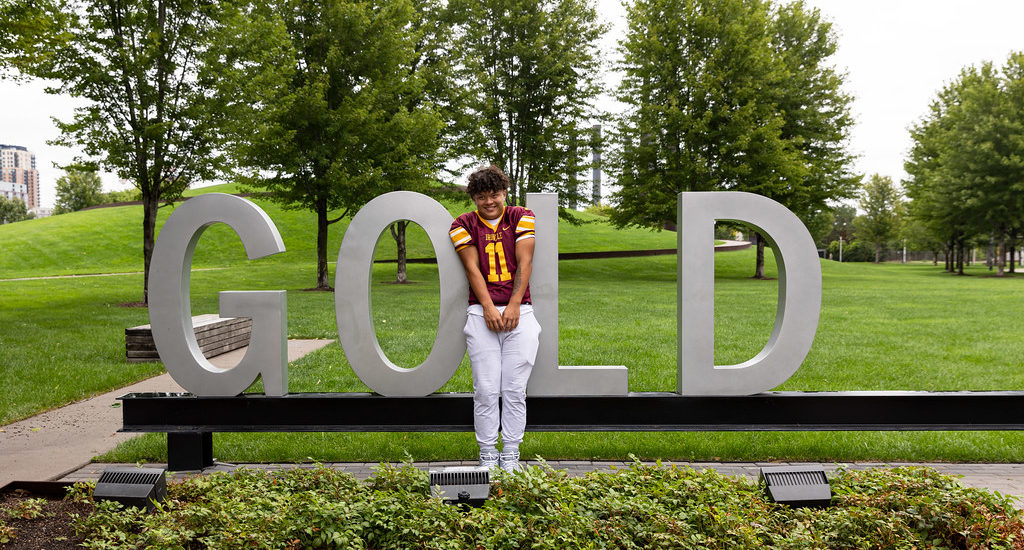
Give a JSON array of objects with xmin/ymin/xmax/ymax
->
[
  {"xmin": 7, "ymin": 0, "xmax": 224, "ymax": 303},
  {"xmin": 856, "ymin": 174, "xmax": 902, "ymax": 263},
  {"xmin": 905, "ymin": 55, "xmax": 1024, "ymax": 276},
  {"xmin": 0, "ymin": 1, "xmax": 69, "ymax": 77},
  {"xmin": 941, "ymin": 61, "xmax": 1021, "ymax": 276},
  {"xmin": 905, "ymin": 74, "xmax": 971, "ymax": 274},
  {"xmin": 54, "ymin": 169, "xmax": 103, "ymax": 214},
  {"xmin": 610, "ymin": 0, "xmax": 855, "ymax": 278},
  {"xmin": 452, "ymin": 0, "xmax": 604, "ymax": 208},
  {"xmin": 821, "ymin": 203, "xmax": 856, "ymax": 247},
  {"xmin": 0, "ymin": 196, "xmax": 34, "ymax": 223},
  {"xmin": 385, "ymin": 0, "xmax": 461, "ymax": 284},
  {"xmin": 805, "ymin": 208, "xmax": 834, "ymax": 248},
  {"xmin": 211, "ymin": 0, "xmax": 446, "ymax": 290}
]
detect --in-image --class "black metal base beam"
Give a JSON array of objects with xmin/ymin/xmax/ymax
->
[
  {"xmin": 167, "ymin": 431, "xmax": 212, "ymax": 471},
  {"xmin": 121, "ymin": 391, "xmax": 1024, "ymax": 433}
]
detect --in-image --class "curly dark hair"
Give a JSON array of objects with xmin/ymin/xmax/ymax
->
[{"xmin": 466, "ymin": 165, "xmax": 510, "ymax": 197}]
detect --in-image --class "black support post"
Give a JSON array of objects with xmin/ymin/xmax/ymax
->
[{"xmin": 167, "ymin": 432, "xmax": 213, "ymax": 471}]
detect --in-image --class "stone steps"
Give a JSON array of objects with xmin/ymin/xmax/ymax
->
[{"xmin": 125, "ymin": 314, "xmax": 252, "ymax": 362}]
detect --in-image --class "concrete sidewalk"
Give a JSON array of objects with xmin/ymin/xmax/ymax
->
[
  {"xmin": 60, "ymin": 460, "xmax": 1024, "ymax": 506},
  {"xmin": 0, "ymin": 339, "xmax": 334, "ymax": 487}
]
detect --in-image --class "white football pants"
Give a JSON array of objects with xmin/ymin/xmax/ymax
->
[{"xmin": 464, "ymin": 305, "xmax": 542, "ymax": 448}]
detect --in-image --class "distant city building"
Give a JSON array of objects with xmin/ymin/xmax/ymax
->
[{"xmin": 0, "ymin": 144, "xmax": 39, "ymax": 209}]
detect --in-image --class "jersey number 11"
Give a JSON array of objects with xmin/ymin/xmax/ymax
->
[{"xmin": 485, "ymin": 242, "xmax": 512, "ymax": 282}]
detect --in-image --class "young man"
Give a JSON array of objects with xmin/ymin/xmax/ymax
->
[{"xmin": 449, "ymin": 165, "xmax": 541, "ymax": 472}]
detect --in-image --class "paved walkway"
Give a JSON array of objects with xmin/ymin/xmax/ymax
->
[
  {"xmin": 0, "ymin": 339, "xmax": 334, "ymax": 487},
  {"xmin": 60, "ymin": 460, "xmax": 1024, "ymax": 506},
  {"xmin": 0, "ymin": 267, "xmax": 226, "ymax": 282}
]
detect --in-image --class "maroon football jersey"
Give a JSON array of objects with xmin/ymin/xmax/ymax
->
[{"xmin": 450, "ymin": 205, "xmax": 536, "ymax": 305}]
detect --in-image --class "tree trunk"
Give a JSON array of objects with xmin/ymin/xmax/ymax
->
[
  {"xmin": 997, "ymin": 232, "xmax": 1006, "ymax": 276},
  {"xmin": 391, "ymin": 220, "xmax": 409, "ymax": 283},
  {"xmin": 957, "ymin": 240, "xmax": 965, "ymax": 275},
  {"xmin": 1010, "ymin": 244, "xmax": 1016, "ymax": 274},
  {"xmin": 754, "ymin": 233, "xmax": 766, "ymax": 279},
  {"xmin": 874, "ymin": 247, "xmax": 880, "ymax": 264},
  {"xmin": 987, "ymin": 233, "xmax": 995, "ymax": 271},
  {"xmin": 142, "ymin": 193, "xmax": 159, "ymax": 304},
  {"xmin": 316, "ymin": 196, "xmax": 331, "ymax": 290}
]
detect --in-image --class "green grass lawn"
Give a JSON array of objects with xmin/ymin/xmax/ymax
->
[{"xmin": 4, "ymin": 187, "xmax": 1024, "ymax": 462}]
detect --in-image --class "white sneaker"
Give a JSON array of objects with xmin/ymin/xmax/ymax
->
[
  {"xmin": 499, "ymin": 450, "xmax": 521, "ymax": 473},
  {"xmin": 478, "ymin": 450, "xmax": 499, "ymax": 468}
]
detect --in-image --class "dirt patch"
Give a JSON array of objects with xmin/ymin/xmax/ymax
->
[
  {"xmin": 300, "ymin": 287, "xmax": 334, "ymax": 292},
  {"xmin": 117, "ymin": 301, "xmax": 148, "ymax": 308},
  {"xmin": 0, "ymin": 492, "xmax": 92, "ymax": 549}
]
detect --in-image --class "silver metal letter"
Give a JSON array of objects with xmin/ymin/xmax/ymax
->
[
  {"xmin": 678, "ymin": 192, "xmax": 821, "ymax": 395},
  {"xmin": 525, "ymin": 193, "xmax": 628, "ymax": 396},
  {"xmin": 335, "ymin": 191, "xmax": 469, "ymax": 396},
  {"xmin": 149, "ymin": 193, "xmax": 288, "ymax": 396}
]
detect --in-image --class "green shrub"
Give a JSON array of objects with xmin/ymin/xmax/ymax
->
[
  {"xmin": 102, "ymin": 189, "xmax": 141, "ymax": 204},
  {"xmin": 68, "ymin": 463, "xmax": 1023, "ymax": 549},
  {"xmin": 827, "ymin": 239, "xmax": 876, "ymax": 262},
  {"xmin": 583, "ymin": 203, "xmax": 614, "ymax": 218}
]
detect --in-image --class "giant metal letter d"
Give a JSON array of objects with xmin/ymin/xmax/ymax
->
[{"xmin": 677, "ymin": 192, "xmax": 822, "ymax": 395}]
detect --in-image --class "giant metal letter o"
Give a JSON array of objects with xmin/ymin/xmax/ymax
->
[{"xmin": 335, "ymin": 191, "xmax": 469, "ymax": 396}]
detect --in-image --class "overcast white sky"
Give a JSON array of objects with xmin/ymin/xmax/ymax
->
[{"xmin": 3, "ymin": 0, "xmax": 1024, "ymax": 208}]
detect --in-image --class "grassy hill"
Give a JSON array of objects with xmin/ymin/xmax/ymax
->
[{"xmin": 0, "ymin": 184, "xmax": 679, "ymax": 280}]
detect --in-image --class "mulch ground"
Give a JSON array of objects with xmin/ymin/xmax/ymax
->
[{"xmin": 0, "ymin": 492, "xmax": 91, "ymax": 549}]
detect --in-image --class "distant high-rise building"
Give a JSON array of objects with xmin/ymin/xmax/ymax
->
[{"xmin": 0, "ymin": 144, "xmax": 39, "ymax": 209}]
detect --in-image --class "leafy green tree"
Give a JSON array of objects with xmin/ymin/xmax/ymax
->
[
  {"xmin": 452, "ymin": 0, "xmax": 604, "ymax": 208},
  {"xmin": 855, "ymin": 174, "xmax": 902, "ymax": 263},
  {"xmin": 0, "ymin": 1, "xmax": 69, "ymax": 77},
  {"xmin": 943, "ymin": 61, "xmax": 1022, "ymax": 276},
  {"xmin": 905, "ymin": 75, "xmax": 970, "ymax": 273},
  {"xmin": 805, "ymin": 209, "xmax": 834, "ymax": 248},
  {"xmin": 385, "ymin": 0, "xmax": 461, "ymax": 284},
  {"xmin": 906, "ymin": 55, "xmax": 1024, "ymax": 275},
  {"xmin": 821, "ymin": 203, "xmax": 856, "ymax": 248},
  {"xmin": 0, "ymin": 195, "xmax": 34, "ymax": 224},
  {"xmin": 54, "ymin": 169, "xmax": 103, "ymax": 214},
  {"xmin": 905, "ymin": 215, "xmax": 942, "ymax": 264},
  {"xmin": 611, "ymin": 0, "xmax": 855, "ymax": 278},
  {"xmin": 211, "ymin": 0, "xmax": 445, "ymax": 290},
  {"xmin": 6, "ymin": 0, "xmax": 224, "ymax": 303}
]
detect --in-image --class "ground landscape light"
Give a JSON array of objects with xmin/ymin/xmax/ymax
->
[
  {"xmin": 92, "ymin": 466, "xmax": 168, "ymax": 512},
  {"xmin": 429, "ymin": 466, "xmax": 490, "ymax": 508},
  {"xmin": 758, "ymin": 465, "xmax": 832, "ymax": 508}
]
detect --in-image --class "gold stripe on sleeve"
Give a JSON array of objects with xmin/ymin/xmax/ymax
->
[{"xmin": 450, "ymin": 227, "xmax": 471, "ymax": 247}]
